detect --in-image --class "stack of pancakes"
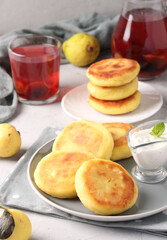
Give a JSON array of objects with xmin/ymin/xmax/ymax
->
[{"xmin": 87, "ymin": 58, "xmax": 141, "ymax": 115}]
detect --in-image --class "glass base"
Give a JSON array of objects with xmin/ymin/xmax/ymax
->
[
  {"xmin": 139, "ymin": 76, "xmax": 154, "ymax": 81},
  {"xmin": 132, "ymin": 166, "xmax": 167, "ymax": 183},
  {"xmin": 18, "ymin": 89, "xmax": 60, "ymax": 105}
]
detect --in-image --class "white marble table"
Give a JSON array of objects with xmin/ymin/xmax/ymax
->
[{"xmin": 0, "ymin": 63, "xmax": 167, "ymax": 240}]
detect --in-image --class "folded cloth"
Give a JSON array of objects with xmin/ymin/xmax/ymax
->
[
  {"xmin": 0, "ymin": 127, "xmax": 167, "ymax": 238},
  {"xmin": 0, "ymin": 91, "xmax": 18, "ymax": 123},
  {"xmin": 0, "ymin": 68, "xmax": 18, "ymax": 122},
  {"xmin": 0, "ymin": 12, "xmax": 119, "ymax": 72}
]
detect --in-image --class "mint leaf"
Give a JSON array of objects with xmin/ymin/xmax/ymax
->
[{"xmin": 150, "ymin": 122, "xmax": 165, "ymax": 137}]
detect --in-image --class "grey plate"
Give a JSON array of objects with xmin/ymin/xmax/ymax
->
[{"xmin": 27, "ymin": 140, "xmax": 167, "ymax": 222}]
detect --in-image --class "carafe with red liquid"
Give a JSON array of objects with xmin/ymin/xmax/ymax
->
[{"xmin": 111, "ymin": 0, "xmax": 167, "ymax": 79}]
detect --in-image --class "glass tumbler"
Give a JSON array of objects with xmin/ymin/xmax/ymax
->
[
  {"xmin": 111, "ymin": 0, "xmax": 167, "ymax": 79},
  {"xmin": 8, "ymin": 35, "xmax": 61, "ymax": 105}
]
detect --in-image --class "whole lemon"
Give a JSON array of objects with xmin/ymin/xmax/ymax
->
[
  {"xmin": 0, "ymin": 123, "xmax": 21, "ymax": 158},
  {"xmin": 63, "ymin": 33, "xmax": 100, "ymax": 67},
  {"xmin": 0, "ymin": 206, "xmax": 32, "ymax": 240}
]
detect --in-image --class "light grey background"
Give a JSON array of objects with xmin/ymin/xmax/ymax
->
[{"xmin": 0, "ymin": 0, "xmax": 123, "ymax": 34}]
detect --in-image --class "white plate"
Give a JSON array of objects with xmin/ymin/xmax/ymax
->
[
  {"xmin": 61, "ymin": 82, "xmax": 163, "ymax": 123},
  {"xmin": 28, "ymin": 139, "xmax": 167, "ymax": 222}
]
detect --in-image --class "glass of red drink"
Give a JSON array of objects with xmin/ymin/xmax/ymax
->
[
  {"xmin": 8, "ymin": 35, "xmax": 61, "ymax": 104},
  {"xmin": 111, "ymin": 0, "xmax": 167, "ymax": 79}
]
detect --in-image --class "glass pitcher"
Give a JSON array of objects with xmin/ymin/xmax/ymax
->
[{"xmin": 111, "ymin": 0, "xmax": 167, "ymax": 79}]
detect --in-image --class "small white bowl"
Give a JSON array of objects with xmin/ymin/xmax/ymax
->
[{"xmin": 127, "ymin": 120, "xmax": 167, "ymax": 183}]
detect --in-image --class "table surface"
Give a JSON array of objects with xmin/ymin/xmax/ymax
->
[{"xmin": 0, "ymin": 62, "xmax": 167, "ymax": 240}]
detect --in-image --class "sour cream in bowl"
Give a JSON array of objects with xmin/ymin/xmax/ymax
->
[{"xmin": 127, "ymin": 120, "xmax": 167, "ymax": 183}]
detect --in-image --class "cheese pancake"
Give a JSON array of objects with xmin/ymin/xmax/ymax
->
[
  {"xmin": 103, "ymin": 122, "xmax": 133, "ymax": 161},
  {"xmin": 75, "ymin": 159, "xmax": 138, "ymax": 215},
  {"xmin": 87, "ymin": 77, "xmax": 138, "ymax": 100},
  {"xmin": 34, "ymin": 151, "xmax": 95, "ymax": 198},
  {"xmin": 86, "ymin": 58, "xmax": 140, "ymax": 87},
  {"xmin": 88, "ymin": 90, "xmax": 141, "ymax": 115},
  {"xmin": 52, "ymin": 120, "xmax": 114, "ymax": 159}
]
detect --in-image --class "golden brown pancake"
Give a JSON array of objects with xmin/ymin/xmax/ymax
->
[
  {"xmin": 34, "ymin": 151, "xmax": 96, "ymax": 198},
  {"xmin": 86, "ymin": 58, "xmax": 140, "ymax": 87},
  {"xmin": 52, "ymin": 120, "xmax": 114, "ymax": 160},
  {"xmin": 103, "ymin": 122, "xmax": 133, "ymax": 161},
  {"xmin": 88, "ymin": 90, "xmax": 141, "ymax": 115},
  {"xmin": 87, "ymin": 77, "xmax": 138, "ymax": 100},
  {"xmin": 75, "ymin": 159, "xmax": 138, "ymax": 215}
]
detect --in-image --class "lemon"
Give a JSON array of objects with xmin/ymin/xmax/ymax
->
[
  {"xmin": 0, "ymin": 123, "xmax": 21, "ymax": 158},
  {"xmin": 63, "ymin": 33, "xmax": 100, "ymax": 67}
]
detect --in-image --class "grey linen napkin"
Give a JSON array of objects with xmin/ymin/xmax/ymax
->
[
  {"xmin": 0, "ymin": 12, "xmax": 119, "ymax": 71},
  {"xmin": 0, "ymin": 68, "xmax": 17, "ymax": 122},
  {"xmin": 0, "ymin": 127, "xmax": 167, "ymax": 238}
]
